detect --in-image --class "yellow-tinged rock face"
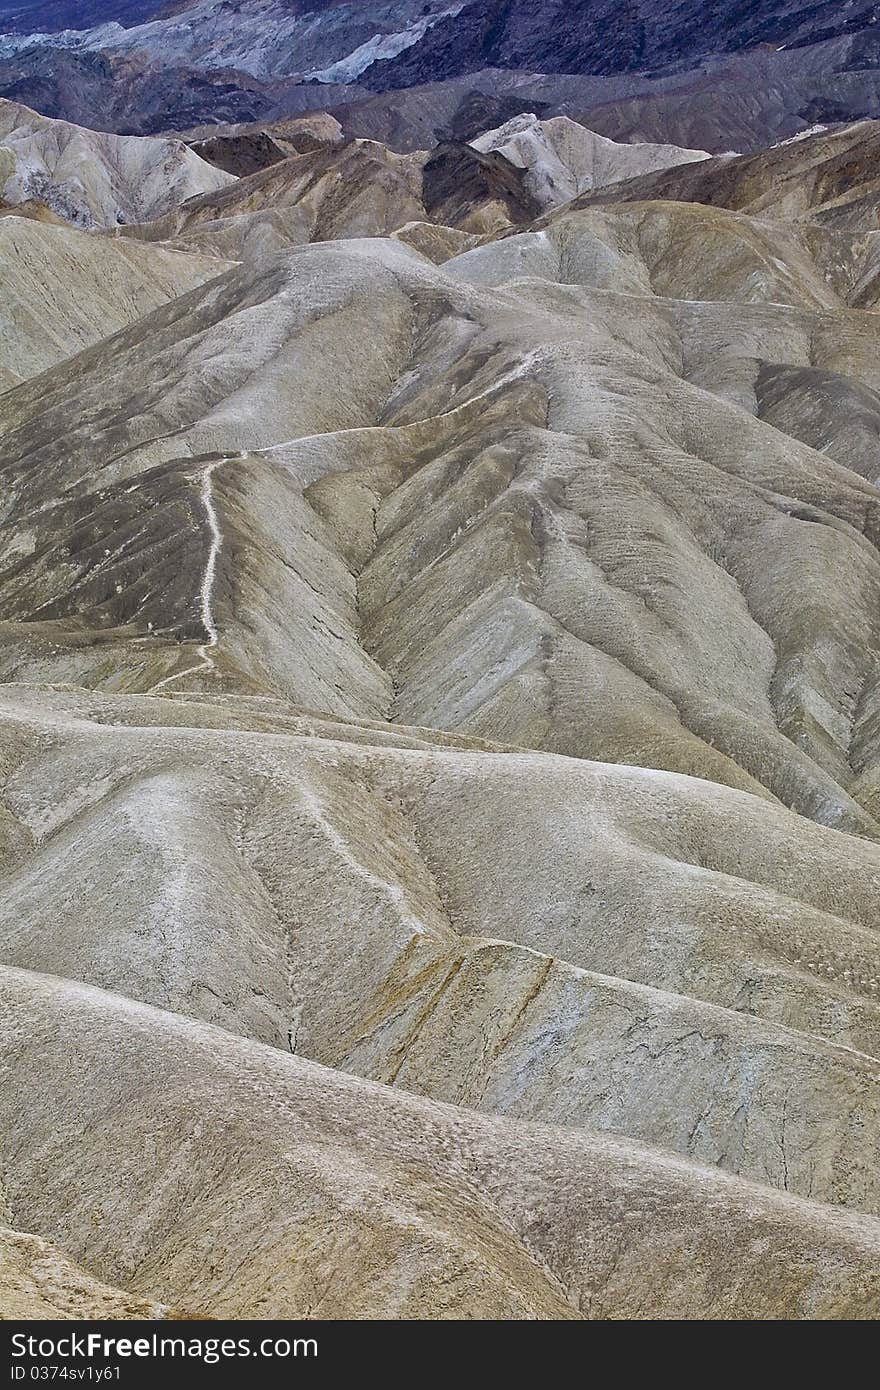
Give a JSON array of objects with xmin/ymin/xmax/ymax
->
[
  {"xmin": 0, "ymin": 100, "xmax": 236, "ymax": 230},
  {"xmin": 0, "ymin": 217, "xmax": 233, "ymax": 388},
  {"xmin": 0, "ymin": 1226, "xmax": 165, "ymax": 1320},
  {"xmin": 1, "ymin": 109, "xmax": 880, "ymax": 1320}
]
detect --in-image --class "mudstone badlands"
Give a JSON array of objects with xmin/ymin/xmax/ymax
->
[{"xmin": 1, "ymin": 2, "xmax": 880, "ymax": 1324}]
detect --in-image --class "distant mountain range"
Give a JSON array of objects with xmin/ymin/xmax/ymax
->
[
  {"xmin": 4, "ymin": 84, "xmax": 880, "ymax": 1317},
  {"xmin": 1, "ymin": 0, "xmax": 880, "ymax": 145}
]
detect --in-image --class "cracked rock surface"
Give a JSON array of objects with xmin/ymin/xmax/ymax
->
[{"xmin": 1, "ymin": 107, "xmax": 880, "ymax": 1320}]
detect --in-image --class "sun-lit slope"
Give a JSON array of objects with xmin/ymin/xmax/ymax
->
[
  {"xmin": 457, "ymin": 197, "xmax": 880, "ymax": 310},
  {"xmin": 449, "ymin": 199, "xmax": 880, "ymax": 483},
  {"xmin": 0, "ymin": 215, "xmax": 230, "ymax": 389},
  {"xmin": 567, "ymin": 120, "xmax": 880, "ymax": 231},
  {"xmin": 3, "ymin": 98, "xmax": 880, "ymax": 1321},
  {"xmin": 471, "ymin": 113, "xmax": 709, "ymax": 210},
  {"xmin": 0, "ymin": 685, "xmax": 878, "ymax": 1217},
  {"xmin": 0, "ymin": 1225, "xmax": 165, "ymax": 1320},
  {"xmin": 126, "ymin": 139, "xmax": 433, "ymax": 259},
  {"xmin": 2, "ymin": 962, "xmax": 880, "ymax": 1319},
  {"xmin": 0, "ymin": 99, "xmax": 236, "ymax": 229},
  {"xmin": 1, "ymin": 234, "xmax": 879, "ymax": 833},
  {"xmin": 124, "ymin": 136, "xmax": 537, "ymax": 260}
]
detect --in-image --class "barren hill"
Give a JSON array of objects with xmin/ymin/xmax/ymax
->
[
  {"xmin": 0, "ymin": 214, "xmax": 229, "ymax": 387},
  {"xmin": 0, "ymin": 98, "xmax": 234, "ymax": 227},
  {"xmin": 470, "ymin": 112, "xmax": 710, "ymax": 209},
  {"xmin": 1, "ymin": 104, "xmax": 880, "ymax": 1320},
  {"xmin": 569, "ymin": 120, "xmax": 880, "ymax": 230}
]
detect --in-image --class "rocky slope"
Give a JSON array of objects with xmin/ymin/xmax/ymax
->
[
  {"xmin": 0, "ymin": 213, "xmax": 228, "ymax": 386},
  {"xmin": 0, "ymin": 1224, "xmax": 165, "ymax": 1320},
  {"xmin": 471, "ymin": 112, "xmax": 709, "ymax": 209},
  {"xmin": 1, "ymin": 107, "xmax": 880, "ymax": 1319},
  {"xmin": 187, "ymin": 114, "xmax": 345, "ymax": 175},
  {"xmin": 0, "ymin": 98, "xmax": 234, "ymax": 226},
  {"xmin": 570, "ymin": 119, "xmax": 880, "ymax": 230},
  {"xmin": 2, "ymin": 958, "xmax": 880, "ymax": 1319},
  {"xmin": 123, "ymin": 121, "xmax": 714, "ymax": 260},
  {"xmin": 123, "ymin": 137, "xmax": 538, "ymax": 258},
  {"xmin": 4, "ymin": 0, "xmax": 880, "ymax": 88},
  {"xmin": 4, "ymin": 1, "xmax": 880, "ymax": 150}
]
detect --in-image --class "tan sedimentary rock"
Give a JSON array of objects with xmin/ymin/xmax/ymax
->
[
  {"xmin": 2, "ymin": 965, "xmax": 879, "ymax": 1319},
  {"xmin": 0, "ymin": 99, "xmax": 235, "ymax": 230},
  {"xmin": 471, "ymin": 113, "xmax": 709, "ymax": 209},
  {"xmin": 0, "ymin": 1226, "xmax": 165, "ymax": 1320},
  {"xmin": 0, "ymin": 216, "xmax": 230, "ymax": 388},
  {"xmin": 1, "ymin": 111, "xmax": 880, "ymax": 1320}
]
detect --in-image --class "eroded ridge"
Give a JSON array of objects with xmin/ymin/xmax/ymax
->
[{"xmin": 1, "ymin": 103, "xmax": 880, "ymax": 1320}]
